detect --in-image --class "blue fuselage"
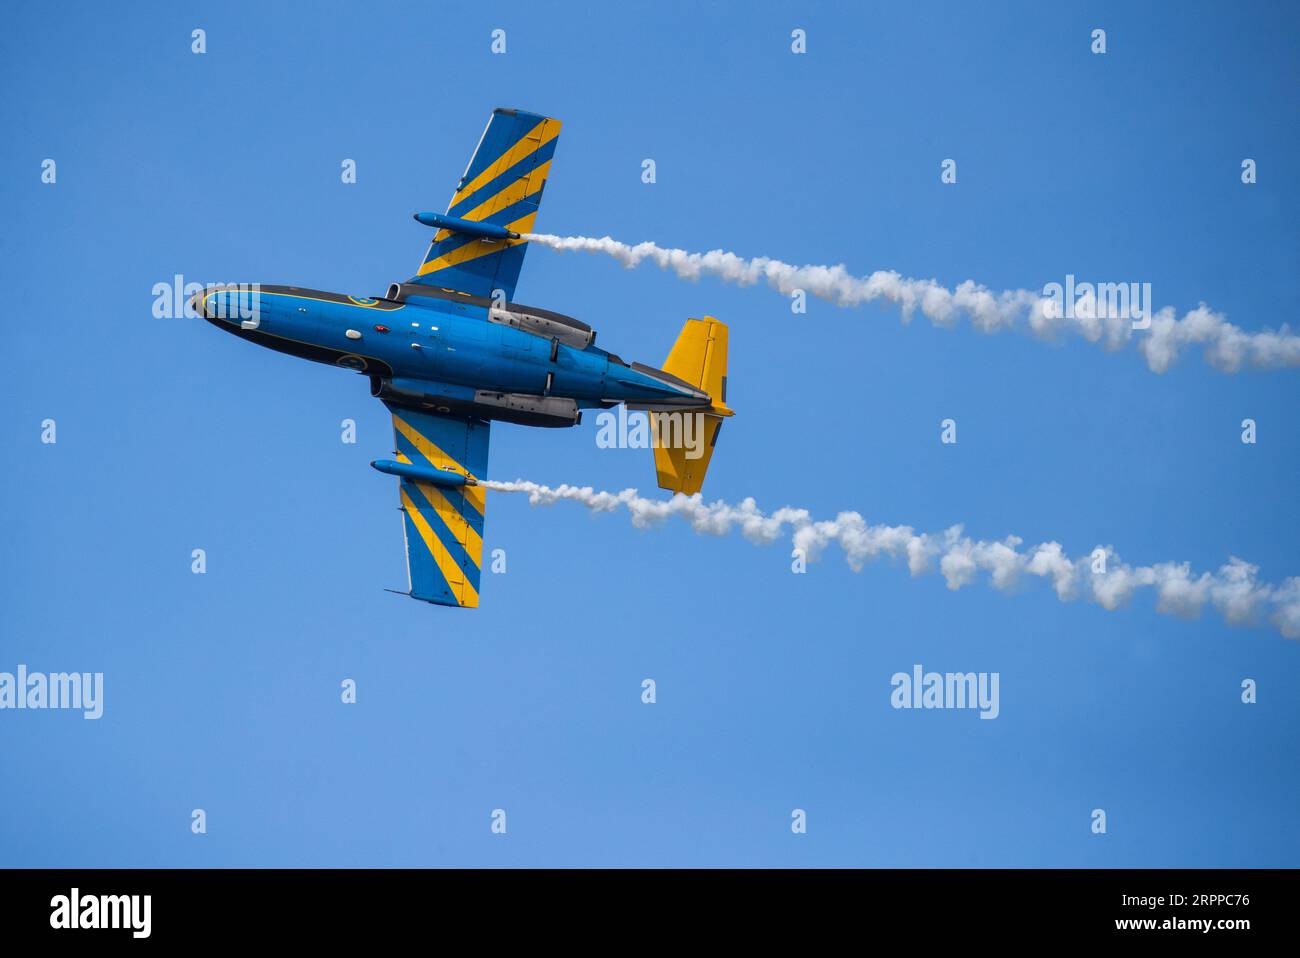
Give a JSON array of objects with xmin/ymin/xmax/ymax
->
[{"xmin": 197, "ymin": 284, "xmax": 707, "ymax": 426}]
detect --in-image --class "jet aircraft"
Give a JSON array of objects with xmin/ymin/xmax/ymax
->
[{"xmin": 195, "ymin": 108, "xmax": 732, "ymax": 608}]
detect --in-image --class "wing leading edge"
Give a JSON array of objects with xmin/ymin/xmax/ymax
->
[{"xmin": 384, "ymin": 402, "xmax": 490, "ymax": 608}]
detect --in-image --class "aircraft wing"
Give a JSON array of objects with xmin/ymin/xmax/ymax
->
[
  {"xmin": 383, "ymin": 402, "xmax": 490, "ymax": 608},
  {"xmin": 409, "ymin": 107, "xmax": 561, "ymax": 303}
]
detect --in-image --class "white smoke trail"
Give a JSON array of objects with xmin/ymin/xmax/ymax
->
[
  {"xmin": 484, "ymin": 479, "xmax": 1300, "ymax": 640},
  {"xmin": 525, "ymin": 233, "xmax": 1300, "ymax": 374}
]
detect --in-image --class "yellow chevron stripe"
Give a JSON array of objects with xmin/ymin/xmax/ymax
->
[
  {"xmin": 401, "ymin": 487, "xmax": 478, "ymax": 607},
  {"xmin": 464, "ymin": 158, "xmax": 552, "ymax": 223},
  {"xmin": 416, "ymin": 481, "xmax": 483, "ymax": 570},
  {"xmin": 416, "ymin": 237, "xmax": 512, "ymax": 277},
  {"xmin": 461, "ymin": 481, "xmax": 487, "ymax": 517},
  {"xmin": 430, "ymin": 160, "xmax": 551, "ymax": 243},
  {"xmin": 391, "ymin": 414, "xmax": 487, "ymax": 515},
  {"xmin": 393, "ymin": 413, "xmax": 470, "ymax": 476},
  {"xmin": 415, "ymin": 212, "xmax": 540, "ymax": 280},
  {"xmin": 449, "ymin": 117, "xmax": 561, "ymax": 211}
]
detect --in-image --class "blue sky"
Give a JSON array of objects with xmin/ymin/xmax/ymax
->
[{"xmin": 2, "ymin": 0, "xmax": 1298, "ymax": 866}]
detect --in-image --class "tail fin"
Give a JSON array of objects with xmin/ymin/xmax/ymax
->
[{"xmin": 651, "ymin": 317, "xmax": 734, "ymax": 495}]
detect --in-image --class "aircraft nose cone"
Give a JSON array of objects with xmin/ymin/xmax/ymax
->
[
  {"xmin": 205, "ymin": 288, "xmax": 235, "ymax": 321},
  {"xmin": 197, "ymin": 285, "xmax": 263, "ymax": 326}
]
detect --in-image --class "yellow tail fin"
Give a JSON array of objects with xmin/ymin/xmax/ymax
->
[{"xmin": 651, "ymin": 317, "xmax": 733, "ymax": 495}]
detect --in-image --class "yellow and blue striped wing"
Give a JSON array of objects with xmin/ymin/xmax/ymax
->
[
  {"xmin": 385, "ymin": 403, "xmax": 490, "ymax": 608},
  {"xmin": 410, "ymin": 108, "xmax": 561, "ymax": 302}
]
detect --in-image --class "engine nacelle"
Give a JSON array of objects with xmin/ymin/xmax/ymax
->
[
  {"xmin": 487, "ymin": 306, "xmax": 595, "ymax": 350},
  {"xmin": 371, "ymin": 375, "xmax": 474, "ymax": 408},
  {"xmin": 471, "ymin": 390, "xmax": 582, "ymax": 427},
  {"xmin": 370, "ymin": 376, "xmax": 581, "ymax": 428}
]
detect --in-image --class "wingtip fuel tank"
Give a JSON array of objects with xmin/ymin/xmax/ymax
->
[
  {"xmin": 413, "ymin": 211, "xmax": 520, "ymax": 241},
  {"xmin": 370, "ymin": 458, "xmax": 474, "ymax": 488}
]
